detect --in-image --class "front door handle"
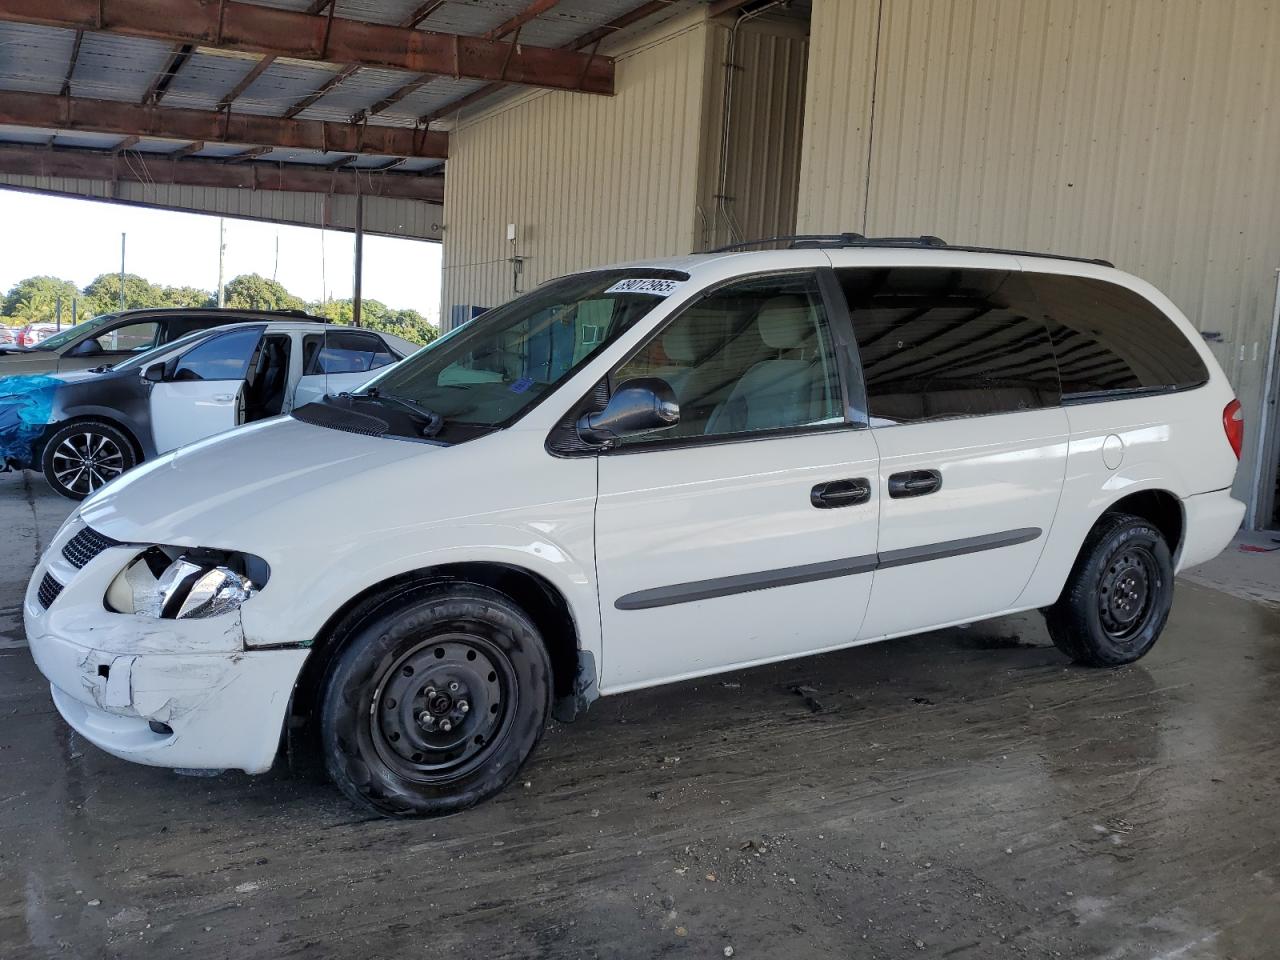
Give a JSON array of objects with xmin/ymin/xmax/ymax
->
[
  {"xmin": 212, "ymin": 394, "xmax": 235, "ymax": 403},
  {"xmin": 811, "ymin": 478, "xmax": 871, "ymax": 509},
  {"xmin": 888, "ymin": 469, "xmax": 942, "ymax": 499}
]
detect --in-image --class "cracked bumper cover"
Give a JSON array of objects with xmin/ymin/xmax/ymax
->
[{"xmin": 24, "ymin": 520, "xmax": 309, "ymax": 775}]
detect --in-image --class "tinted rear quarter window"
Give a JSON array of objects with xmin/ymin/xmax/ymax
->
[
  {"xmin": 1026, "ymin": 273, "xmax": 1208, "ymax": 398},
  {"xmin": 838, "ymin": 267, "xmax": 1060, "ymax": 424},
  {"xmin": 307, "ymin": 331, "xmax": 394, "ymax": 375}
]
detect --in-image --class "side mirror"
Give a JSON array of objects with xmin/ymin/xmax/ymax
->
[
  {"xmin": 143, "ymin": 362, "xmax": 166, "ymax": 383},
  {"xmin": 576, "ymin": 377, "xmax": 679, "ymax": 446}
]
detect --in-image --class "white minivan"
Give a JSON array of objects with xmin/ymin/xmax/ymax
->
[{"xmin": 24, "ymin": 238, "xmax": 1245, "ymax": 817}]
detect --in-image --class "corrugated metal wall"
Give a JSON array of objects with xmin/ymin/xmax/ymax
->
[
  {"xmin": 0, "ymin": 175, "xmax": 443, "ymax": 239},
  {"xmin": 440, "ymin": 11, "xmax": 711, "ymax": 317},
  {"xmin": 696, "ymin": 16, "xmax": 809, "ymax": 251},
  {"xmin": 797, "ymin": 0, "xmax": 1280, "ymax": 510}
]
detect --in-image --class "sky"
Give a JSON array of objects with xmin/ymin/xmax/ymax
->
[{"xmin": 0, "ymin": 190, "xmax": 443, "ymax": 321}]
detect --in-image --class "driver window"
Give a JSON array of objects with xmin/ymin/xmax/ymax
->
[
  {"xmin": 613, "ymin": 272, "xmax": 843, "ymax": 443},
  {"xmin": 99, "ymin": 321, "xmax": 158, "ymax": 353},
  {"xmin": 172, "ymin": 328, "xmax": 263, "ymax": 381}
]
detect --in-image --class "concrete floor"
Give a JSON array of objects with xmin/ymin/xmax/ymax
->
[{"xmin": 1, "ymin": 471, "xmax": 1279, "ymax": 960}]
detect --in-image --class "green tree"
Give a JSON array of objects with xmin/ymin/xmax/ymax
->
[
  {"xmin": 160, "ymin": 285, "xmax": 212, "ymax": 309},
  {"xmin": 2, "ymin": 276, "xmax": 80, "ymax": 319},
  {"xmin": 82, "ymin": 273, "xmax": 166, "ymax": 314},
  {"xmin": 217, "ymin": 274, "xmax": 306, "ymax": 312}
]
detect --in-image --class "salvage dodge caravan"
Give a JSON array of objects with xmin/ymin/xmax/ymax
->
[{"xmin": 25, "ymin": 237, "xmax": 1245, "ymax": 817}]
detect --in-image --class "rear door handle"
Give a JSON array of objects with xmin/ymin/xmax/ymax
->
[
  {"xmin": 888, "ymin": 469, "xmax": 942, "ymax": 499},
  {"xmin": 811, "ymin": 478, "xmax": 871, "ymax": 509}
]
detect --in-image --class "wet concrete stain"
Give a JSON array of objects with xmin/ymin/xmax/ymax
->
[{"xmin": 1, "ymin": 477, "xmax": 1278, "ymax": 959}]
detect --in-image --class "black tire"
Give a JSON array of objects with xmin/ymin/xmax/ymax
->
[
  {"xmin": 320, "ymin": 583, "xmax": 553, "ymax": 817},
  {"xmin": 1045, "ymin": 512, "xmax": 1174, "ymax": 667},
  {"xmin": 41, "ymin": 420, "xmax": 138, "ymax": 501}
]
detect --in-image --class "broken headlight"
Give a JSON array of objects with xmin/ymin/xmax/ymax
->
[{"xmin": 106, "ymin": 548, "xmax": 269, "ymax": 619}]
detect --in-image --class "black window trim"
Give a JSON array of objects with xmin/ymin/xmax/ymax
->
[{"xmin": 547, "ymin": 266, "xmax": 869, "ymax": 459}]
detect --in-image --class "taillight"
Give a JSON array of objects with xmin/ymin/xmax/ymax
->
[{"xmin": 1223, "ymin": 399, "xmax": 1244, "ymax": 459}]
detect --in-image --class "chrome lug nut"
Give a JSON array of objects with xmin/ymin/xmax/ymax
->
[
  {"xmin": 419, "ymin": 712, "xmax": 436, "ymax": 729},
  {"xmin": 458, "ymin": 700, "xmax": 470, "ymax": 713},
  {"xmin": 448, "ymin": 681, "xmax": 460, "ymax": 693},
  {"xmin": 440, "ymin": 719, "xmax": 453, "ymax": 732}
]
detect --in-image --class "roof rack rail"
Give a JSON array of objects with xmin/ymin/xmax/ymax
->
[{"xmin": 707, "ymin": 233, "xmax": 1114, "ymax": 268}]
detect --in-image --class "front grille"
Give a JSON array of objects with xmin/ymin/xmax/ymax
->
[
  {"xmin": 37, "ymin": 572, "xmax": 63, "ymax": 609},
  {"xmin": 62, "ymin": 526, "xmax": 121, "ymax": 569}
]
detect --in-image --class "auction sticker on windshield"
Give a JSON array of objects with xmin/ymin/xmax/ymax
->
[{"xmin": 605, "ymin": 278, "xmax": 685, "ymax": 297}]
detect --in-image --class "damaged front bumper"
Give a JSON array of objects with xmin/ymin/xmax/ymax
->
[{"xmin": 24, "ymin": 518, "xmax": 308, "ymax": 775}]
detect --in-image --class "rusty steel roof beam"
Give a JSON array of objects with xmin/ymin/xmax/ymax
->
[
  {"xmin": 141, "ymin": 42, "xmax": 194, "ymax": 105},
  {"xmin": 284, "ymin": 0, "xmax": 474, "ymax": 122},
  {"xmin": 420, "ymin": 0, "xmax": 672, "ymax": 124},
  {"xmin": 0, "ymin": 143, "xmax": 444, "ymax": 202},
  {"xmin": 0, "ymin": 0, "xmax": 614, "ymax": 95},
  {"xmin": 59, "ymin": 29, "xmax": 83, "ymax": 97},
  {"xmin": 0, "ymin": 90, "xmax": 449, "ymax": 158},
  {"xmin": 371, "ymin": 0, "xmax": 563, "ymax": 119}
]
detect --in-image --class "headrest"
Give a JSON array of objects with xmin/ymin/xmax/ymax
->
[
  {"xmin": 663, "ymin": 309, "xmax": 721, "ymax": 364},
  {"xmin": 756, "ymin": 296, "xmax": 813, "ymax": 349}
]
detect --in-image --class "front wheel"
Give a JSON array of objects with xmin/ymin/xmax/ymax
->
[
  {"xmin": 1045, "ymin": 512, "xmax": 1175, "ymax": 667},
  {"xmin": 320, "ymin": 583, "xmax": 553, "ymax": 817},
  {"xmin": 41, "ymin": 420, "xmax": 138, "ymax": 500}
]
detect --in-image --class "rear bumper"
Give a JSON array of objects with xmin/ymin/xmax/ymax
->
[{"xmin": 1177, "ymin": 488, "xmax": 1245, "ymax": 572}]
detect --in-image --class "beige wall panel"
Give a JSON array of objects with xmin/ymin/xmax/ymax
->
[
  {"xmin": 441, "ymin": 16, "xmax": 710, "ymax": 318},
  {"xmin": 698, "ymin": 16, "xmax": 810, "ymax": 251},
  {"xmin": 799, "ymin": 0, "xmax": 1280, "ymax": 509}
]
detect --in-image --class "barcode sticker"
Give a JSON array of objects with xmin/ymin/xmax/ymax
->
[{"xmin": 605, "ymin": 278, "xmax": 685, "ymax": 297}]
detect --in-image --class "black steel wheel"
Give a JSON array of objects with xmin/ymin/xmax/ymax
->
[
  {"xmin": 321, "ymin": 582, "xmax": 552, "ymax": 817},
  {"xmin": 1045, "ymin": 512, "xmax": 1174, "ymax": 667},
  {"xmin": 40, "ymin": 420, "xmax": 138, "ymax": 501}
]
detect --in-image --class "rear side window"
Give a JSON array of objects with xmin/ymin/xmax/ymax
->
[
  {"xmin": 305, "ymin": 331, "xmax": 397, "ymax": 375},
  {"xmin": 837, "ymin": 267, "xmax": 1060, "ymax": 424},
  {"xmin": 1026, "ymin": 274, "xmax": 1209, "ymax": 398}
]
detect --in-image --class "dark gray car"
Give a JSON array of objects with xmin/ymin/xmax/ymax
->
[{"xmin": 0, "ymin": 307, "xmax": 323, "ymax": 378}]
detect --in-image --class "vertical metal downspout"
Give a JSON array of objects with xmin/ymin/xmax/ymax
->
[{"xmin": 714, "ymin": 1, "xmax": 784, "ymax": 248}]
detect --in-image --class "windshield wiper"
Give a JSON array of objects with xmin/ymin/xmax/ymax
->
[{"xmin": 349, "ymin": 388, "xmax": 445, "ymax": 438}]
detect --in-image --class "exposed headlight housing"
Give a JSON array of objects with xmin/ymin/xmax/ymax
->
[{"xmin": 106, "ymin": 548, "xmax": 269, "ymax": 618}]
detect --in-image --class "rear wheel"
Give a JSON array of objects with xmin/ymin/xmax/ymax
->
[
  {"xmin": 1045, "ymin": 512, "xmax": 1174, "ymax": 666},
  {"xmin": 320, "ymin": 583, "xmax": 553, "ymax": 817},
  {"xmin": 40, "ymin": 420, "xmax": 137, "ymax": 500}
]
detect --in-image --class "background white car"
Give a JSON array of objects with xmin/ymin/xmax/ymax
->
[{"xmin": 5, "ymin": 320, "xmax": 418, "ymax": 498}]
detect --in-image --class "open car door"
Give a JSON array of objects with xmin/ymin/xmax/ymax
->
[{"xmin": 148, "ymin": 327, "xmax": 264, "ymax": 454}]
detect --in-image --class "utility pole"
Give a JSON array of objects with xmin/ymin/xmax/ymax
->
[
  {"xmin": 217, "ymin": 218, "xmax": 226, "ymax": 307},
  {"xmin": 119, "ymin": 233, "xmax": 126, "ymax": 310},
  {"xmin": 273, "ymin": 232, "xmax": 279, "ymax": 283}
]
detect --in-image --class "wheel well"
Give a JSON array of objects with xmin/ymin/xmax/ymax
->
[
  {"xmin": 40, "ymin": 415, "xmax": 144, "ymax": 464},
  {"xmin": 290, "ymin": 563, "xmax": 582, "ymax": 728},
  {"xmin": 1104, "ymin": 489, "xmax": 1184, "ymax": 552}
]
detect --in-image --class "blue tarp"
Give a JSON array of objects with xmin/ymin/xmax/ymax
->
[{"xmin": 0, "ymin": 375, "xmax": 61, "ymax": 469}]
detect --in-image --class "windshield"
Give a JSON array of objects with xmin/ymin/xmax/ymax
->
[
  {"xmin": 111, "ymin": 328, "xmax": 215, "ymax": 372},
  {"xmin": 352, "ymin": 270, "xmax": 686, "ymax": 432},
  {"xmin": 33, "ymin": 313, "xmax": 119, "ymax": 351}
]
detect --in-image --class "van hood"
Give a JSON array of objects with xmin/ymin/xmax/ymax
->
[{"xmin": 78, "ymin": 415, "xmax": 440, "ymax": 555}]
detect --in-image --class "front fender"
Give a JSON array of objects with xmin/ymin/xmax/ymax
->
[{"xmin": 238, "ymin": 511, "xmax": 601, "ymax": 674}]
